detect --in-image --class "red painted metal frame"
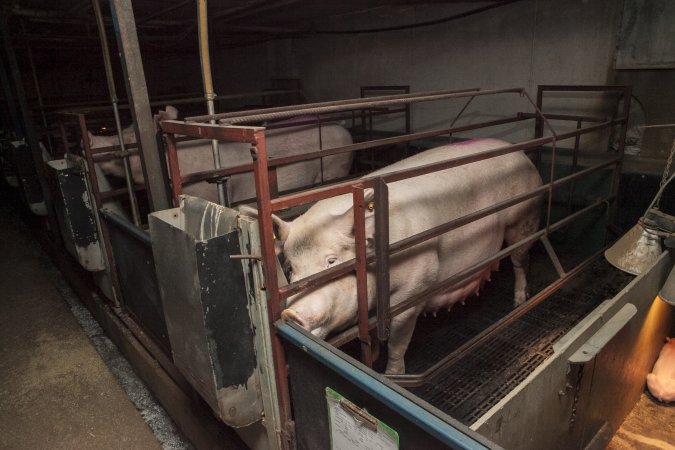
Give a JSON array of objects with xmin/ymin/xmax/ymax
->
[{"xmin": 158, "ymin": 85, "xmax": 631, "ymax": 445}]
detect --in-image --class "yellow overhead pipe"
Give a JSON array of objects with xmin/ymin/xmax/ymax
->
[{"xmin": 197, "ymin": 0, "xmax": 226, "ymax": 205}]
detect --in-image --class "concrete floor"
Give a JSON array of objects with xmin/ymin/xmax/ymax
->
[
  {"xmin": 606, "ymin": 393, "xmax": 675, "ymax": 450},
  {"xmin": 0, "ymin": 203, "xmax": 189, "ymax": 449}
]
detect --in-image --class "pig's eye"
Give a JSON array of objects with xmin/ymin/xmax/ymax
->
[
  {"xmin": 326, "ymin": 256, "xmax": 338, "ymax": 267},
  {"xmin": 284, "ymin": 264, "xmax": 293, "ymax": 280}
]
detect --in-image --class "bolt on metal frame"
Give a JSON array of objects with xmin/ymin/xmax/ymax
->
[{"xmin": 159, "ymin": 85, "xmax": 630, "ymax": 445}]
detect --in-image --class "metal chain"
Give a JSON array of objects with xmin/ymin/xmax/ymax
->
[{"xmin": 655, "ymin": 138, "xmax": 675, "ymax": 210}]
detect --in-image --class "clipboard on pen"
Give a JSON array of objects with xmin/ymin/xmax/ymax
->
[{"xmin": 326, "ymin": 387, "xmax": 399, "ymax": 450}]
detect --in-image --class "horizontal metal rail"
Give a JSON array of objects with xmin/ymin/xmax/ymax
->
[
  {"xmin": 278, "ymin": 156, "xmax": 620, "ymax": 303},
  {"xmin": 160, "ymin": 120, "xmax": 263, "ymax": 142},
  {"xmin": 162, "ymin": 115, "xmax": 528, "ymax": 191},
  {"xmin": 270, "ymin": 118, "xmax": 621, "ymax": 212},
  {"xmin": 518, "ymin": 112, "xmax": 607, "ymax": 123},
  {"xmin": 55, "ymin": 89, "xmax": 301, "ymax": 115},
  {"xmin": 537, "ymin": 85, "xmax": 630, "ymax": 93},
  {"xmin": 185, "ymin": 87, "xmax": 481, "ymax": 122},
  {"xmin": 217, "ymin": 88, "xmax": 522, "ymax": 125}
]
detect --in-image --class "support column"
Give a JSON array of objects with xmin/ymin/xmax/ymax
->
[
  {"xmin": 0, "ymin": 16, "xmax": 59, "ymax": 235},
  {"xmin": 0, "ymin": 51, "xmax": 22, "ymax": 136},
  {"xmin": 108, "ymin": 0, "xmax": 170, "ymax": 211}
]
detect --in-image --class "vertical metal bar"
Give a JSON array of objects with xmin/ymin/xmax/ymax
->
[
  {"xmin": 251, "ymin": 129, "xmax": 293, "ymax": 449},
  {"xmin": 448, "ymin": 95, "xmax": 477, "ymax": 130},
  {"xmin": 353, "ymin": 185, "xmax": 373, "ymax": 368},
  {"xmin": 25, "ymin": 43, "xmax": 52, "ymax": 154},
  {"xmin": 58, "ymin": 120, "xmax": 70, "ymax": 156},
  {"xmin": 546, "ymin": 138, "xmax": 556, "ymax": 232},
  {"xmin": 197, "ymin": 0, "xmax": 226, "ymax": 206},
  {"xmin": 109, "ymin": 0, "xmax": 170, "ymax": 211},
  {"xmin": 375, "ymin": 177, "xmax": 390, "ymax": 341},
  {"xmin": 93, "ymin": 0, "xmax": 141, "ymax": 226},
  {"xmin": 164, "ymin": 133, "xmax": 183, "ymax": 205},
  {"xmin": 532, "ymin": 86, "xmax": 545, "ymax": 166},
  {"xmin": 78, "ymin": 113, "xmax": 122, "ymax": 307},
  {"xmin": 268, "ymin": 167, "xmax": 279, "ymax": 198},
  {"xmin": 540, "ymin": 235, "xmax": 565, "ymax": 277},
  {"xmin": 0, "ymin": 51, "xmax": 22, "ymax": 136},
  {"xmin": 567, "ymin": 119, "xmax": 582, "ymax": 215},
  {"xmin": 608, "ymin": 86, "xmax": 632, "ymax": 227},
  {"xmin": 404, "ymin": 96, "xmax": 411, "ymax": 156}
]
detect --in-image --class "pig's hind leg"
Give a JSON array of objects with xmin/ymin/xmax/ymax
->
[{"xmin": 504, "ymin": 204, "xmax": 540, "ymax": 306}]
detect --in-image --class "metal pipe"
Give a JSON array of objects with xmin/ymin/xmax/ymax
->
[
  {"xmin": 250, "ymin": 130, "xmax": 294, "ymax": 449},
  {"xmin": 352, "ymin": 185, "xmax": 373, "ymax": 367},
  {"xmin": 374, "ymin": 178, "xmax": 390, "ymax": 341},
  {"xmin": 93, "ymin": 0, "xmax": 141, "ymax": 226},
  {"xmin": 218, "ymin": 88, "xmax": 520, "ymax": 125},
  {"xmin": 0, "ymin": 48, "xmax": 23, "ymax": 137},
  {"xmin": 186, "ymin": 87, "xmax": 481, "ymax": 122},
  {"xmin": 197, "ymin": 0, "xmax": 226, "ymax": 206},
  {"xmin": 25, "ymin": 43, "xmax": 52, "ymax": 153},
  {"xmin": 271, "ymin": 119, "xmax": 621, "ymax": 213}
]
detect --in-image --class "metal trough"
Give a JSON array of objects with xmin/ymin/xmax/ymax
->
[
  {"xmin": 45, "ymin": 157, "xmax": 105, "ymax": 271},
  {"xmin": 149, "ymin": 195, "xmax": 282, "ymax": 450}
]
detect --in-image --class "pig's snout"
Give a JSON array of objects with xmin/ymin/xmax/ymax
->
[{"xmin": 281, "ymin": 308, "xmax": 309, "ymax": 330}]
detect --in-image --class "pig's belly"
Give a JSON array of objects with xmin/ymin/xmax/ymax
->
[{"xmin": 424, "ymin": 260, "xmax": 500, "ymax": 314}]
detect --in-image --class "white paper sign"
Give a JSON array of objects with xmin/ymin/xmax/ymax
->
[{"xmin": 326, "ymin": 387, "xmax": 399, "ymax": 450}]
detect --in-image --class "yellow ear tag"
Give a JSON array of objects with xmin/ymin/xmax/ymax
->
[{"xmin": 367, "ymin": 201, "xmax": 375, "ymax": 212}]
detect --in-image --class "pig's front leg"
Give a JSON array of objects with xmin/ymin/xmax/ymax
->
[
  {"xmin": 385, "ymin": 307, "xmax": 420, "ymax": 375},
  {"xmin": 384, "ymin": 249, "xmax": 438, "ymax": 375}
]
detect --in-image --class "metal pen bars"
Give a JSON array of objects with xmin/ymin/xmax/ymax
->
[{"xmin": 158, "ymin": 85, "xmax": 630, "ymax": 435}]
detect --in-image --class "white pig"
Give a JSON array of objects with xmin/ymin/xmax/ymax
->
[
  {"xmin": 88, "ymin": 107, "xmax": 353, "ymax": 204},
  {"xmin": 273, "ymin": 138, "xmax": 543, "ymax": 374},
  {"xmin": 647, "ymin": 337, "xmax": 675, "ymax": 402}
]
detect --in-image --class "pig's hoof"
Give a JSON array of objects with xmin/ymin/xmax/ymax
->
[
  {"xmin": 385, "ymin": 364, "xmax": 405, "ymax": 375},
  {"xmin": 513, "ymin": 290, "xmax": 529, "ymax": 307}
]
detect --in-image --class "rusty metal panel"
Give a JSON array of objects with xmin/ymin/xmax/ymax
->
[
  {"xmin": 149, "ymin": 195, "xmax": 262, "ymax": 428},
  {"xmin": 45, "ymin": 158, "xmax": 105, "ymax": 271}
]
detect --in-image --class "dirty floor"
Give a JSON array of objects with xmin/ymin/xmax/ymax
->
[
  {"xmin": 606, "ymin": 393, "xmax": 675, "ymax": 450},
  {"xmin": 0, "ymin": 203, "xmax": 188, "ymax": 449}
]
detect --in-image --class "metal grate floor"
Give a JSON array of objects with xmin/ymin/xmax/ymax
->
[
  {"xmin": 337, "ymin": 238, "xmax": 634, "ymax": 425},
  {"xmin": 406, "ymin": 253, "xmax": 633, "ymax": 424}
]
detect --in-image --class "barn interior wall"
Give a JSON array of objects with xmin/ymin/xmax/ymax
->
[{"xmin": 269, "ymin": 0, "xmax": 623, "ymax": 148}]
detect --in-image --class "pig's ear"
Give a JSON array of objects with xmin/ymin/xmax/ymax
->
[
  {"xmin": 334, "ymin": 188, "xmax": 375, "ymax": 242},
  {"xmin": 83, "ymin": 131, "xmax": 95, "ymax": 149},
  {"xmin": 153, "ymin": 105, "xmax": 178, "ymax": 125},
  {"xmin": 165, "ymin": 105, "xmax": 178, "ymax": 120},
  {"xmin": 238, "ymin": 205, "xmax": 291, "ymax": 242}
]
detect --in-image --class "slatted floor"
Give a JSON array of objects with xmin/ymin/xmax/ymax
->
[
  {"xmin": 341, "ymin": 241, "xmax": 634, "ymax": 425},
  {"xmin": 408, "ymin": 256, "xmax": 632, "ymax": 424}
]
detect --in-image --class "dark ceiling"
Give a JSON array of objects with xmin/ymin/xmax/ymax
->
[{"xmin": 6, "ymin": 1, "xmax": 517, "ymax": 50}]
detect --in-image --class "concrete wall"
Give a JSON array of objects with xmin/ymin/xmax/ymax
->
[
  {"xmin": 270, "ymin": 0, "xmax": 623, "ymax": 146},
  {"xmin": 18, "ymin": 1, "xmax": 628, "ymax": 150}
]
